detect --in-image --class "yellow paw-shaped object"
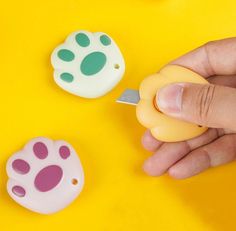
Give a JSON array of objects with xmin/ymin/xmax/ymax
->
[{"xmin": 136, "ymin": 65, "xmax": 208, "ymax": 142}]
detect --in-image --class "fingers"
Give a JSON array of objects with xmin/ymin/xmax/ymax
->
[
  {"xmin": 143, "ymin": 128, "xmax": 223, "ymax": 176},
  {"xmin": 208, "ymin": 75, "xmax": 236, "ymax": 88},
  {"xmin": 141, "ymin": 75, "xmax": 234, "ymax": 152},
  {"xmin": 168, "ymin": 134, "xmax": 236, "ymax": 179},
  {"xmin": 157, "ymin": 83, "xmax": 236, "ymax": 131},
  {"xmin": 142, "ymin": 127, "xmax": 224, "ymax": 152},
  {"xmin": 141, "ymin": 130, "xmax": 163, "ymax": 152},
  {"xmin": 170, "ymin": 38, "xmax": 236, "ymax": 77}
]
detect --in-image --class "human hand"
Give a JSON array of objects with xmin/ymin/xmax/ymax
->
[{"xmin": 142, "ymin": 38, "xmax": 236, "ymax": 179}]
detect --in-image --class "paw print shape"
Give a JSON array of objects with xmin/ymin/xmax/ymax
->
[
  {"xmin": 6, "ymin": 137, "xmax": 84, "ymax": 214},
  {"xmin": 136, "ymin": 65, "xmax": 209, "ymax": 142},
  {"xmin": 51, "ymin": 30, "xmax": 125, "ymax": 98}
]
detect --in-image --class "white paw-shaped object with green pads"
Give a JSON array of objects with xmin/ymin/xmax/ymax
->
[{"xmin": 51, "ymin": 30, "xmax": 125, "ymax": 98}]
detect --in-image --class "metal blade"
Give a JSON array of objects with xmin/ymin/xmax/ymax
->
[{"xmin": 116, "ymin": 89, "xmax": 140, "ymax": 106}]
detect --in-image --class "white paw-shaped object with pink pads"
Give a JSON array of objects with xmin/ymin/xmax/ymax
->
[{"xmin": 6, "ymin": 137, "xmax": 84, "ymax": 214}]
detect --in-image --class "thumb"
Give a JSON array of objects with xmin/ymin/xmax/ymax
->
[{"xmin": 157, "ymin": 83, "xmax": 236, "ymax": 131}]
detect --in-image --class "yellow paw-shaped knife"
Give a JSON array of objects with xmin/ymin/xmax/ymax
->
[{"xmin": 117, "ymin": 65, "xmax": 209, "ymax": 142}]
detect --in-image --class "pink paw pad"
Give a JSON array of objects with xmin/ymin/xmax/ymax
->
[
  {"xmin": 33, "ymin": 142, "xmax": 48, "ymax": 159},
  {"xmin": 6, "ymin": 137, "xmax": 84, "ymax": 214},
  {"xmin": 59, "ymin": 146, "xmax": 70, "ymax": 159},
  {"xmin": 12, "ymin": 159, "xmax": 30, "ymax": 174},
  {"xmin": 34, "ymin": 165, "xmax": 63, "ymax": 192},
  {"xmin": 12, "ymin": 186, "xmax": 26, "ymax": 197}
]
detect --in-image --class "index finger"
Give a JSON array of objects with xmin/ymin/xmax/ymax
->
[{"xmin": 169, "ymin": 37, "xmax": 236, "ymax": 78}]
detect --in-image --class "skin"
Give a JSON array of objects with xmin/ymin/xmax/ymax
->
[{"xmin": 142, "ymin": 38, "xmax": 236, "ymax": 179}]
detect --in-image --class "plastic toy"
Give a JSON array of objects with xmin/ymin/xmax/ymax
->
[
  {"xmin": 6, "ymin": 137, "xmax": 84, "ymax": 214},
  {"xmin": 51, "ymin": 30, "xmax": 125, "ymax": 98},
  {"xmin": 117, "ymin": 65, "xmax": 209, "ymax": 142}
]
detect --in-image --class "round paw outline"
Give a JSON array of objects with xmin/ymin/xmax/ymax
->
[
  {"xmin": 6, "ymin": 137, "xmax": 84, "ymax": 214},
  {"xmin": 51, "ymin": 30, "xmax": 125, "ymax": 98}
]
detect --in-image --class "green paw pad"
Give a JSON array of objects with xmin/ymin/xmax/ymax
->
[
  {"xmin": 57, "ymin": 49, "xmax": 75, "ymax": 62},
  {"xmin": 75, "ymin": 33, "xmax": 90, "ymax": 47},
  {"xmin": 57, "ymin": 34, "xmax": 109, "ymax": 76},
  {"xmin": 60, "ymin": 73, "xmax": 74, "ymax": 83},
  {"xmin": 80, "ymin": 52, "xmax": 107, "ymax": 76},
  {"xmin": 100, "ymin": 35, "xmax": 111, "ymax": 46}
]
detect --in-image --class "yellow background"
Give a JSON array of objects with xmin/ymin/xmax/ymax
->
[{"xmin": 1, "ymin": 0, "xmax": 236, "ymax": 230}]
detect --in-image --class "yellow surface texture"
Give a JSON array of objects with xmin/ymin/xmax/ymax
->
[{"xmin": 1, "ymin": 0, "xmax": 236, "ymax": 230}]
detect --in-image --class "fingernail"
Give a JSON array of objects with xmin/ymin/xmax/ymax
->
[{"xmin": 157, "ymin": 83, "xmax": 184, "ymax": 114}]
